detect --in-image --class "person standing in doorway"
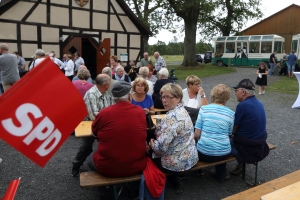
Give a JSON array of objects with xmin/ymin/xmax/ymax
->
[
  {"xmin": 268, "ymin": 51, "xmax": 276, "ymax": 76},
  {"xmin": 73, "ymin": 52, "xmax": 85, "ymax": 76}
]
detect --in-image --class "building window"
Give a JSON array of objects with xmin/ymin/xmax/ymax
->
[
  {"xmin": 274, "ymin": 41, "xmax": 282, "ymax": 53},
  {"xmin": 261, "ymin": 41, "xmax": 272, "ymax": 53},
  {"xmin": 249, "ymin": 42, "xmax": 260, "ymax": 53},
  {"xmin": 215, "ymin": 42, "xmax": 224, "ymax": 57},
  {"xmin": 225, "ymin": 42, "xmax": 235, "ymax": 53},
  {"xmin": 292, "ymin": 40, "xmax": 298, "ymax": 52}
]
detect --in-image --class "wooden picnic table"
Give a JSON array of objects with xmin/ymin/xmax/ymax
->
[
  {"xmin": 154, "ymin": 108, "xmax": 168, "ymax": 114},
  {"xmin": 75, "ymin": 114, "xmax": 166, "ymax": 137}
]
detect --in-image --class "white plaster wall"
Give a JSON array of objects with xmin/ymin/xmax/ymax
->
[
  {"xmin": 102, "ymin": 32, "xmax": 115, "ymax": 46},
  {"xmin": 21, "ymin": 25, "xmax": 37, "ymax": 41},
  {"xmin": 5, "ymin": 43, "xmax": 18, "ymax": 53},
  {"xmin": 93, "ymin": 0, "xmax": 108, "ymax": 11},
  {"xmin": 27, "ymin": 4, "xmax": 47, "ymax": 24},
  {"xmin": 51, "ymin": 6, "xmax": 69, "ymax": 26},
  {"xmin": 51, "ymin": 0, "xmax": 68, "ymax": 6},
  {"xmin": 117, "ymin": 33, "xmax": 127, "ymax": 47},
  {"xmin": 110, "ymin": 0, "xmax": 125, "ymax": 14},
  {"xmin": 93, "ymin": 12, "xmax": 107, "ymax": 30},
  {"xmin": 120, "ymin": 16, "xmax": 139, "ymax": 33},
  {"xmin": 42, "ymin": 27, "xmax": 59, "ymax": 42},
  {"xmin": 22, "ymin": 44, "xmax": 38, "ymax": 58},
  {"xmin": 72, "ymin": 10, "xmax": 89, "ymax": 29},
  {"xmin": 0, "ymin": 2, "xmax": 33, "ymax": 21},
  {"xmin": 42, "ymin": 45, "xmax": 60, "ymax": 56},
  {"xmin": 110, "ymin": 15, "xmax": 123, "ymax": 31},
  {"xmin": 130, "ymin": 49, "xmax": 140, "ymax": 61},
  {"xmin": 130, "ymin": 35, "xmax": 141, "ymax": 48},
  {"xmin": 0, "ymin": 22, "xmax": 16, "ymax": 40}
]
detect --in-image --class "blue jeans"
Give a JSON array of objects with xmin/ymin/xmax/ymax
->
[
  {"xmin": 288, "ymin": 64, "xmax": 295, "ymax": 72},
  {"xmin": 268, "ymin": 63, "xmax": 275, "ymax": 75}
]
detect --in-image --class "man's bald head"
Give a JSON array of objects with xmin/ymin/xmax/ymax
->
[
  {"xmin": 78, "ymin": 65, "xmax": 87, "ymax": 70},
  {"xmin": 154, "ymin": 51, "xmax": 160, "ymax": 59},
  {"xmin": 0, "ymin": 43, "xmax": 9, "ymax": 54},
  {"xmin": 95, "ymin": 74, "xmax": 111, "ymax": 86}
]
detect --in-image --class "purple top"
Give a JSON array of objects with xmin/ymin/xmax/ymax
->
[{"xmin": 73, "ymin": 80, "xmax": 94, "ymax": 97}]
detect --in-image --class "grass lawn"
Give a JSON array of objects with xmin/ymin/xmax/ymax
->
[
  {"xmin": 162, "ymin": 55, "xmax": 184, "ymax": 62},
  {"xmin": 268, "ymin": 76, "xmax": 299, "ymax": 95},
  {"xmin": 167, "ymin": 63, "xmax": 236, "ymax": 80}
]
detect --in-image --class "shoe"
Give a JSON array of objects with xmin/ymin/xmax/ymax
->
[
  {"xmin": 0, "ymin": 158, "xmax": 2, "ymax": 164},
  {"xmin": 168, "ymin": 175, "xmax": 180, "ymax": 189},
  {"xmin": 258, "ymin": 92, "xmax": 261, "ymax": 95},
  {"xmin": 262, "ymin": 91, "xmax": 265, "ymax": 95},
  {"xmin": 196, "ymin": 169, "xmax": 204, "ymax": 176},
  {"xmin": 72, "ymin": 166, "xmax": 80, "ymax": 177},
  {"xmin": 230, "ymin": 163, "xmax": 243, "ymax": 176},
  {"xmin": 210, "ymin": 170, "xmax": 230, "ymax": 181}
]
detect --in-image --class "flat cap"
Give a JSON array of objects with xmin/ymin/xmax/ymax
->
[{"xmin": 112, "ymin": 81, "xmax": 132, "ymax": 97}]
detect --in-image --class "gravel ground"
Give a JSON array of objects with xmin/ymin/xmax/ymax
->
[{"xmin": 1, "ymin": 67, "xmax": 300, "ymax": 200}]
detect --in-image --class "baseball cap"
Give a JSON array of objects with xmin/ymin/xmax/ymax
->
[{"xmin": 232, "ymin": 79, "xmax": 255, "ymax": 90}]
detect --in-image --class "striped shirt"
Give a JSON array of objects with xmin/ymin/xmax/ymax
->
[
  {"xmin": 84, "ymin": 85, "xmax": 114, "ymax": 120},
  {"xmin": 195, "ymin": 104, "xmax": 234, "ymax": 156}
]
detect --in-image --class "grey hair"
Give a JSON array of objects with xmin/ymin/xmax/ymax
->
[
  {"xmin": 139, "ymin": 67, "xmax": 149, "ymax": 78},
  {"xmin": 102, "ymin": 67, "xmax": 112, "ymax": 78},
  {"xmin": 35, "ymin": 49, "xmax": 45, "ymax": 56},
  {"xmin": 159, "ymin": 68, "xmax": 169, "ymax": 78},
  {"xmin": 243, "ymin": 88, "xmax": 255, "ymax": 95},
  {"xmin": 116, "ymin": 66, "xmax": 124, "ymax": 72},
  {"xmin": 113, "ymin": 94, "xmax": 129, "ymax": 102},
  {"xmin": 0, "ymin": 43, "xmax": 9, "ymax": 50},
  {"xmin": 95, "ymin": 75, "xmax": 110, "ymax": 86}
]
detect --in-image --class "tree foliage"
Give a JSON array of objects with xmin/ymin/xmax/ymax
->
[{"xmin": 199, "ymin": 0, "xmax": 263, "ymax": 37}]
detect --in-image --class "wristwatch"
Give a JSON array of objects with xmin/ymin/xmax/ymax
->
[{"xmin": 201, "ymin": 93, "xmax": 206, "ymax": 98}]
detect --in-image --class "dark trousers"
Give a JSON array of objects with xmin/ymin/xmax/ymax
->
[
  {"xmin": 198, "ymin": 151, "xmax": 229, "ymax": 182},
  {"xmin": 72, "ymin": 136, "xmax": 95, "ymax": 168},
  {"xmin": 67, "ymin": 75, "xmax": 73, "ymax": 81}
]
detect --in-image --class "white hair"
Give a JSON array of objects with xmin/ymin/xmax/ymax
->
[
  {"xmin": 113, "ymin": 94, "xmax": 129, "ymax": 102},
  {"xmin": 242, "ymin": 88, "xmax": 255, "ymax": 95},
  {"xmin": 159, "ymin": 68, "xmax": 169, "ymax": 78},
  {"xmin": 116, "ymin": 65, "xmax": 124, "ymax": 72},
  {"xmin": 102, "ymin": 66, "xmax": 112, "ymax": 78},
  {"xmin": 35, "ymin": 49, "xmax": 45, "ymax": 56}
]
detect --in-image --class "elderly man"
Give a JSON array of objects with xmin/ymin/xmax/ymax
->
[
  {"xmin": 102, "ymin": 66, "xmax": 118, "ymax": 96},
  {"xmin": 0, "ymin": 43, "xmax": 20, "ymax": 92},
  {"xmin": 71, "ymin": 74, "xmax": 114, "ymax": 177},
  {"xmin": 86, "ymin": 81, "xmax": 147, "ymax": 177},
  {"xmin": 140, "ymin": 52, "xmax": 150, "ymax": 67},
  {"xmin": 230, "ymin": 79, "xmax": 269, "ymax": 175},
  {"xmin": 72, "ymin": 65, "xmax": 93, "ymax": 83},
  {"xmin": 29, "ymin": 49, "xmax": 46, "ymax": 70},
  {"xmin": 153, "ymin": 51, "xmax": 166, "ymax": 75},
  {"xmin": 112, "ymin": 66, "xmax": 131, "ymax": 83},
  {"xmin": 73, "ymin": 52, "xmax": 85, "ymax": 75}
]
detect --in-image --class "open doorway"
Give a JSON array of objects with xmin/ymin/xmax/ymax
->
[{"xmin": 82, "ymin": 38, "xmax": 97, "ymax": 79}]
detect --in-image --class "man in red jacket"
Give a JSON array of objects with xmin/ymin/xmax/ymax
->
[{"xmin": 86, "ymin": 81, "xmax": 147, "ymax": 177}]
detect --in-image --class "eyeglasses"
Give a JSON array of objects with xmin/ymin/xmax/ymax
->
[
  {"xmin": 160, "ymin": 96, "xmax": 175, "ymax": 100},
  {"xmin": 193, "ymin": 83, "xmax": 200, "ymax": 86},
  {"xmin": 234, "ymin": 88, "xmax": 244, "ymax": 93}
]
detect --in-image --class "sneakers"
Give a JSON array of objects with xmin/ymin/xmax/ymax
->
[
  {"xmin": 258, "ymin": 92, "xmax": 261, "ymax": 95},
  {"xmin": 72, "ymin": 166, "xmax": 80, "ymax": 177},
  {"xmin": 262, "ymin": 91, "xmax": 265, "ymax": 95},
  {"xmin": 230, "ymin": 163, "xmax": 243, "ymax": 176}
]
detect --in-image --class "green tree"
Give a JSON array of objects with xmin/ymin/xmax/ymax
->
[
  {"xmin": 124, "ymin": 0, "xmax": 176, "ymax": 52},
  {"xmin": 165, "ymin": 0, "xmax": 213, "ymax": 66},
  {"xmin": 200, "ymin": 0, "xmax": 263, "ymax": 36},
  {"xmin": 196, "ymin": 40, "xmax": 212, "ymax": 53}
]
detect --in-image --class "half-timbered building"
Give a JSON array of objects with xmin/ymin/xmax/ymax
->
[{"xmin": 0, "ymin": 0, "xmax": 151, "ymax": 78}]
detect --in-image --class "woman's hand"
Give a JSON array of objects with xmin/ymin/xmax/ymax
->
[
  {"xmin": 143, "ymin": 108, "xmax": 150, "ymax": 114},
  {"xmin": 198, "ymin": 87, "xmax": 204, "ymax": 96},
  {"xmin": 149, "ymin": 139, "xmax": 155, "ymax": 150}
]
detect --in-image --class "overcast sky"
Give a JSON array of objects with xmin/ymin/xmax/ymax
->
[{"xmin": 148, "ymin": 1, "xmax": 299, "ymax": 45}]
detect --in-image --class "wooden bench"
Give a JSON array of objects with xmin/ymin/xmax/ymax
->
[
  {"xmin": 222, "ymin": 170, "xmax": 300, "ymax": 200},
  {"xmin": 80, "ymin": 143, "xmax": 276, "ymax": 200}
]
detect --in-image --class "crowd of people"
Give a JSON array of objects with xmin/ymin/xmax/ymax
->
[{"xmin": 0, "ymin": 43, "xmax": 271, "ymax": 199}]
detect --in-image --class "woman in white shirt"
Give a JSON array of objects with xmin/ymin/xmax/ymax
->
[
  {"xmin": 64, "ymin": 54, "xmax": 74, "ymax": 81},
  {"xmin": 182, "ymin": 75, "xmax": 208, "ymax": 109},
  {"xmin": 137, "ymin": 67, "xmax": 153, "ymax": 95}
]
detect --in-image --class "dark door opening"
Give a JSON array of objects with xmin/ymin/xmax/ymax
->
[{"xmin": 82, "ymin": 38, "xmax": 97, "ymax": 79}]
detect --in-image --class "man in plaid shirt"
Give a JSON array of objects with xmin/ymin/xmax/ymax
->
[{"xmin": 154, "ymin": 52, "xmax": 166, "ymax": 75}]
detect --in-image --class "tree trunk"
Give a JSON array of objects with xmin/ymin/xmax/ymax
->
[
  {"xmin": 182, "ymin": 8, "xmax": 199, "ymax": 66},
  {"xmin": 143, "ymin": 35, "xmax": 149, "ymax": 53}
]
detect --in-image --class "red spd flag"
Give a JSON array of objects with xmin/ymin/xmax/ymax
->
[{"xmin": 0, "ymin": 57, "xmax": 87, "ymax": 167}]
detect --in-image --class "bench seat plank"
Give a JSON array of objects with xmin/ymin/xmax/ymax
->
[{"xmin": 222, "ymin": 170, "xmax": 300, "ymax": 200}]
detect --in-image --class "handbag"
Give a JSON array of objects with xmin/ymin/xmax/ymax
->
[
  {"xmin": 184, "ymin": 106, "xmax": 200, "ymax": 125},
  {"xmin": 146, "ymin": 114, "xmax": 156, "ymax": 143}
]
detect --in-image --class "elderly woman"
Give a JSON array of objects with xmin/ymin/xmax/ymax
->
[
  {"xmin": 64, "ymin": 54, "xmax": 75, "ymax": 81},
  {"xmin": 146, "ymin": 64, "xmax": 157, "ymax": 85},
  {"xmin": 131, "ymin": 77, "xmax": 155, "ymax": 115},
  {"xmin": 110, "ymin": 55, "xmax": 120, "ymax": 76},
  {"xmin": 149, "ymin": 83, "xmax": 198, "ymax": 189},
  {"xmin": 29, "ymin": 49, "xmax": 45, "ymax": 70},
  {"xmin": 182, "ymin": 75, "xmax": 208, "ymax": 109},
  {"xmin": 152, "ymin": 68, "xmax": 173, "ymax": 108},
  {"xmin": 72, "ymin": 68, "xmax": 94, "ymax": 97},
  {"xmin": 138, "ymin": 67, "xmax": 153, "ymax": 95},
  {"xmin": 194, "ymin": 84, "xmax": 234, "ymax": 183},
  {"xmin": 112, "ymin": 66, "xmax": 131, "ymax": 83}
]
